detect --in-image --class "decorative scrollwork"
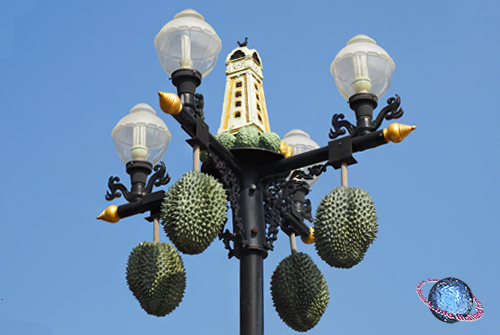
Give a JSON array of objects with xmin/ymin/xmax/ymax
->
[
  {"xmin": 329, "ymin": 113, "xmax": 356, "ymax": 139},
  {"xmin": 194, "ymin": 93, "xmax": 205, "ymax": 118},
  {"xmin": 371, "ymin": 94, "xmax": 404, "ymax": 131},
  {"xmin": 263, "ymin": 176, "xmax": 287, "ymax": 250},
  {"xmin": 145, "ymin": 162, "xmax": 170, "ymax": 194},
  {"xmin": 263, "ymin": 176, "xmax": 312, "ymax": 250},
  {"xmin": 289, "ymin": 163, "xmax": 328, "ymax": 181},
  {"xmin": 105, "ymin": 176, "xmax": 129, "ymax": 201},
  {"xmin": 206, "ymin": 150, "xmax": 243, "ymax": 259}
]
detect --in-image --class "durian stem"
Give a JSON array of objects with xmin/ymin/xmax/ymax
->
[
  {"xmin": 289, "ymin": 233, "xmax": 298, "ymax": 255},
  {"xmin": 341, "ymin": 162, "xmax": 348, "ymax": 187},
  {"xmin": 153, "ymin": 217, "xmax": 160, "ymax": 243},
  {"xmin": 193, "ymin": 145, "xmax": 200, "ymax": 172}
]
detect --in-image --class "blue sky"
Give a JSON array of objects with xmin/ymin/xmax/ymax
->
[{"xmin": 1, "ymin": 0, "xmax": 499, "ymax": 334}]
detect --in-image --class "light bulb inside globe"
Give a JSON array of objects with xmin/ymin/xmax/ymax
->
[
  {"xmin": 180, "ymin": 33, "xmax": 193, "ymax": 69},
  {"xmin": 130, "ymin": 125, "xmax": 147, "ymax": 160},
  {"xmin": 352, "ymin": 53, "xmax": 371, "ymax": 94}
]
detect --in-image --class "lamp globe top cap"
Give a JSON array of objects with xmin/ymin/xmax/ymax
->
[
  {"xmin": 333, "ymin": 35, "xmax": 394, "ymax": 67},
  {"xmin": 112, "ymin": 103, "xmax": 169, "ymax": 134},
  {"xmin": 156, "ymin": 9, "xmax": 214, "ymax": 35}
]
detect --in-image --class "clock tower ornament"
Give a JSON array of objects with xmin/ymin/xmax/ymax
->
[{"xmin": 218, "ymin": 41, "xmax": 271, "ymax": 135}]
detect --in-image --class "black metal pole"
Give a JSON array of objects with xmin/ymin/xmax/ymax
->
[
  {"xmin": 237, "ymin": 165, "xmax": 267, "ymax": 335},
  {"xmin": 240, "ymin": 250, "xmax": 264, "ymax": 335}
]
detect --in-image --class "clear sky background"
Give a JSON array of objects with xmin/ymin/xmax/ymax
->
[{"xmin": 1, "ymin": 0, "xmax": 499, "ymax": 334}]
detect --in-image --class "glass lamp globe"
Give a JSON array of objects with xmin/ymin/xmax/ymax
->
[
  {"xmin": 111, "ymin": 103, "xmax": 171, "ymax": 165},
  {"xmin": 283, "ymin": 129, "xmax": 321, "ymax": 186},
  {"xmin": 330, "ymin": 34, "xmax": 395, "ymax": 100},
  {"xmin": 154, "ymin": 9, "xmax": 222, "ymax": 77}
]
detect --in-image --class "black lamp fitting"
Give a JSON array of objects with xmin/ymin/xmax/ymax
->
[
  {"xmin": 349, "ymin": 93, "xmax": 378, "ymax": 136},
  {"xmin": 125, "ymin": 160, "xmax": 153, "ymax": 202}
]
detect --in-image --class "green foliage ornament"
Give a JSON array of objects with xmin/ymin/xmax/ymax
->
[
  {"xmin": 271, "ymin": 252, "xmax": 329, "ymax": 332},
  {"xmin": 161, "ymin": 171, "xmax": 228, "ymax": 255},
  {"xmin": 258, "ymin": 131, "xmax": 281, "ymax": 152},
  {"xmin": 314, "ymin": 186, "xmax": 378, "ymax": 269},
  {"xmin": 215, "ymin": 131, "xmax": 236, "ymax": 149},
  {"xmin": 126, "ymin": 242, "xmax": 186, "ymax": 317},
  {"xmin": 234, "ymin": 126, "xmax": 261, "ymax": 148}
]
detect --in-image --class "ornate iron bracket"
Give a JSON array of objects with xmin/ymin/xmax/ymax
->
[
  {"xmin": 263, "ymin": 175, "xmax": 312, "ymax": 250},
  {"xmin": 105, "ymin": 176, "xmax": 129, "ymax": 201},
  {"xmin": 205, "ymin": 150, "xmax": 243, "ymax": 259},
  {"xmin": 329, "ymin": 113, "xmax": 356, "ymax": 139},
  {"xmin": 329, "ymin": 95, "xmax": 404, "ymax": 139},
  {"xmin": 194, "ymin": 93, "xmax": 205, "ymax": 118},
  {"xmin": 144, "ymin": 162, "xmax": 170, "ymax": 194},
  {"xmin": 105, "ymin": 162, "xmax": 170, "ymax": 202},
  {"xmin": 371, "ymin": 94, "xmax": 404, "ymax": 131},
  {"xmin": 289, "ymin": 163, "xmax": 328, "ymax": 181}
]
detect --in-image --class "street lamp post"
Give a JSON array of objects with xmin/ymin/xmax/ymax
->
[{"xmin": 97, "ymin": 9, "xmax": 416, "ymax": 335}]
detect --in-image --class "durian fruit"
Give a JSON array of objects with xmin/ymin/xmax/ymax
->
[
  {"xmin": 161, "ymin": 171, "xmax": 227, "ymax": 254},
  {"xmin": 234, "ymin": 126, "xmax": 260, "ymax": 148},
  {"xmin": 271, "ymin": 252, "xmax": 329, "ymax": 332},
  {"xmin": 314, "ymin": 186, "xmax": 378, "ymax": 269},
  {"xmin": 258, "ymin": 131, "xmax": 281, "ymax": 152},
  {"xmin": 126, "ymin": 241, "xmax": 186, "ymax": 317}
]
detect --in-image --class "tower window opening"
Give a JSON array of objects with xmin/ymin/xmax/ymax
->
[
  {"xmin": 258, "ymin": 113, "xmax": 263, "ymax": 122},
  {"xmin": 235, "ymin": 91, "xmax": 242, "ymax": 98},
  {"xmin": 236, "ymin": 81, "xmax": 243, "ymax": 88},
  {"xmin": 256, "ymin": 103, "xmax": 261, "ymax": 111},
  {"xmin": 256, "ymin": 94, "xmax": 260, "ymax": 100},
  {"xmin": 235, "ymin": 101, "xmax": 242, "ymax": 107},
  {"xmin": 254, "ymin": 84, "xmax": 258, "ymax": 90},
  {"xmin": 234, "ymin": 111, "xmax": 242, "ymax": 119},
  {"xmin": 231, "ymin": 50, "xmax": 245, "ymax": 60},
  {"xmin": 252, "ymin": 52, "xmax": 261, "ymax": 65}
]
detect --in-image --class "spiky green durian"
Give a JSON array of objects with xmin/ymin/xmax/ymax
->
[
  {"xmin": 314, "ymin": 186, "xmax": 378, "ymax": 269},
  {"xmin": 271, "ymin": 252, "xmax": 329, "ymax": 332},
  {"xmin": 161, "ymin": 171, "xmax": 228, "ymax": 255},
  {"xmin": 126, "ymin": 242, "xmax": 186, "ymax": 317},
  {"xmin": 215, "ymin": 131, "xmax": 236, "ymax": 150},
  {"xmin": 234, "ymin": 126, "xmax": 260, "ymax": 148},
  {"xmin": 258, "ymin": 131, "xmax": 281, "ymax": 152}
]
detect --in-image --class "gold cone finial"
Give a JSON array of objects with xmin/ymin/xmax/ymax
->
[
  {"xmin": 97, "ymin": 205, "xmax": 120, "ymax": 223},
  {"xmin": 158, "ymin": 92, "xmax": 182, "ymax": 116},
  {"xmin": 300, "ymin": 227, "xmax": 315, "ymax": 244},
  {"xmin": 384, "ymin": 123, "xmax": 417, "ymax": 143}
]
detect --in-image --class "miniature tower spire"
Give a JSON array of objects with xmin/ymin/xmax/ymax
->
[{"xmin": 218, "ymin": 41, "xmax": 270, "ymax": 134}]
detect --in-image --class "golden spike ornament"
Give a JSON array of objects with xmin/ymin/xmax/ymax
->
[
  {"xmin": 158, "ymin": 92, "xmax": 182, "ymax": 116},
  {"xmin": 383, "ymin": 123, "xmax": 417, "ymax": 143},
  {"xmin": 97, "ymin": 205, "xmax": 120, "ymax": 223}
]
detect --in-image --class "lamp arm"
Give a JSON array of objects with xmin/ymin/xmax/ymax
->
[
  {"xmin": 371, "ymin": 94, "xmax": 404, "ymax": 131},
  {"xmin": 259, "ymin": 130, "xmax": 390, "ymax": 177}
]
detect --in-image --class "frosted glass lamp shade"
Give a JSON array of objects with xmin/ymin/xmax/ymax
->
[
  {"xmin": 155, "ymin": 9, "xmax": 222, "ymax": 77},
  {"xmin": 283, "ymin": 129, "xmax": 321, "ymax": 187},
  {"xmin": 111, "ymin": 103, "xmax": 171, "ymax": 165},
  {"xmin": 330, "ymin": 35, "xmax": 395, "ymax": 99}
]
